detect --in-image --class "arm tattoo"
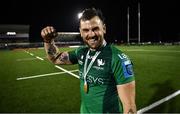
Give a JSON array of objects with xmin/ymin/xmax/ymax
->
[
  {"xmin": 46, "ymin": 44, "xmax": 61, "ymax": 62},
  {"xmin": 46, "ymin": 43, "xmax": 69, "ymax": 63},
  {"xmin": 47, "ymin": 44, "xmax": 57, "ymax": 56},
  {"xmin": 59, "ymin": 52, "xmax": 69, "ymax": 61}
]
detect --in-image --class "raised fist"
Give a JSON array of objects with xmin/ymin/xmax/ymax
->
[{"xmin": 41, "ymin": 26, "xmax": 58, "ymax": 43}]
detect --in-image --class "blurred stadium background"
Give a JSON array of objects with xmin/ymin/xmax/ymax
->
[
  {"xmin": 0, "ymin": 0, "xmax": 180, "ymax": 113},
  {"xmin": 0, "ymin": 27, "xmax": 179, "ymax": 113}
]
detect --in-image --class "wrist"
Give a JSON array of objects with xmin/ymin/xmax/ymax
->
[{"xmin": 43, "ymin": 39, "xmax": 53, "ymax": 43}]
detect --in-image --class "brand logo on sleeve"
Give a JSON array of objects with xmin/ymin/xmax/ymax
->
[{"xmin": 118, "ymin": 53, "xmax": 134, "ymax": 78}]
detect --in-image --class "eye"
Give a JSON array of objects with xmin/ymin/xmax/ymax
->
[
  {"xmin": 92, "ymin": 27, "xmax": 99, "ymax": 32},
  {"xmin": 82, "ymin": 29, "xmax": 89, "ymax": 33}
]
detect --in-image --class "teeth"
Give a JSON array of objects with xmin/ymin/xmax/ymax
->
[
  {"xmin": 90, "ymin": 39, "xmax": 97, "ymax": 41},
  {"xmin": 89, "ymin": 39, "xmax": 96, "ymax": 43}
]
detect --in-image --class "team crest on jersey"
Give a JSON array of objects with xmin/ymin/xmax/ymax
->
[
  {"xmin": 92, "ymin": 59, "xmax": 105, "ymax": 70},
  {"xmin": 97, "ymin": 59, "xmax": 105, "ymax": 66}
]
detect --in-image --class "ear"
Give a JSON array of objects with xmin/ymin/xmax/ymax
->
[{"xmin": 103, "ymin": 24, "xmax": 106, "ymax": 34}]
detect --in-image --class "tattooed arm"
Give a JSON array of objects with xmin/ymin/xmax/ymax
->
[
  {"xmin": 41, "ymin": 26, "xmax": 72, "ymax": 64},
  {"xmin": 117, "ymin": 81, "xmax": 137, "ymax": 114},
  {"xmin": 44, "ymin": 41, "xmax": 72, "ymax": 64}
]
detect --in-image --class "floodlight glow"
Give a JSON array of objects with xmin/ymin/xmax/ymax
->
[{"xmin": 78, "ymin": 12, "xmax": 83, "ymax": 19}]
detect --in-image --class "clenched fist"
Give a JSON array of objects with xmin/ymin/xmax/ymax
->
[{"xmin": 41, "ymin": 26, "xmax": 58, "ymax": 43}]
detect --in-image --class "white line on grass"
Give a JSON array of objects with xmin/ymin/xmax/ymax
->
[
  {"xmin": 24, "ymin": 50, "xmax": 44, "ymax": 61},
  {"xmin": 30, "ymin": 53, "xmax": 34, "ymax": 56},
  {"xmin": 36, "ymin": 56, "xmax": 44, "ymax": 61},
  {"xmin": 16, "ymin": 69, "xmax": 79, "ymax": 80},
  {"xmin": 16, "ymin": 57, "xmax": 46, "ymax": 61},
  {"xmin": 22, "ymin": 51, "xmax": 79, "ymax": 79},
  {"xmin": 55, "ymin": 65, "xmax": 79, "ymax": 79},
  {"xmin": 137, "ymin": 90, "xmax": 180, "ymax": 114}
]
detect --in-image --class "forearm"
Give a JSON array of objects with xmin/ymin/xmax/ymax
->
[
  {"xmin": 117, "ymin": 81, "xmax": 136, "ymax": 114},
  {"xmin": 122, "ymin": 89, "xmax": 136, "ymax": 113},
  {"xmin": 44, "ymin": 40, "xmax": 61, "ymax": 63},
  {"xmin": 41, "ymin": 26, "xmax": 71, "ymax": 64}
]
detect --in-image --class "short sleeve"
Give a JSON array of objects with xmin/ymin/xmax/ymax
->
[
  {"xmin": 68, "ymin": 49, "xmax": 78, "ymax": 64},
  {"xmin": 111, "ymin": 46, "xmax": 135, "ymax": 85}
]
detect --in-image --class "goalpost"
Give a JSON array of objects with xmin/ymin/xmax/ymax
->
[{"xmin": 127, "ymin": 3, "xmax": 141, "ymax": 44}]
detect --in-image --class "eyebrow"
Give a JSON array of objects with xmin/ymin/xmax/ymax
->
[{"xmin": 81, "ymin": 26, "xmax": 99, "ymax": 31}]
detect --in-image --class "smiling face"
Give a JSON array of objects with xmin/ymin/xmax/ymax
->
[{"xmin": 79, "ymin": 16, "xmax": 106, "ymax": 50}]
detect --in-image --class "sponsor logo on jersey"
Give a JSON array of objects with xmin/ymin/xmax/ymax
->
[
  {"xmin": 93, "ymin": 66, "xmax": 104, "ymax": 70},
  {"xmin": 79, "ymin": 71, "xmax": 104, "ymax": 85},
  {"xmin": 118, "ymin": 53, "xmax": 128, "ymax": 60},
  {"xmin": 86, "ymin": 75, "xmax": 104, "ymax": 85},
  {"xmin": 118, "ymin": 53, "xmax": 134, "ymax": 78},
  {"xmin": 122, "ymin": 60, "xmax": 134, "ymax": 78}
]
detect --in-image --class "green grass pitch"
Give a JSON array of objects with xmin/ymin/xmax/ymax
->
[{"xmin": 0, "ymin": 45, "xmax": 179, "ymax": 113}]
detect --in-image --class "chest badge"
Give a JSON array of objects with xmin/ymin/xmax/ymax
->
[{"xmin": 97, "ymin": 59, "xmax": 105, "ymax": 66}]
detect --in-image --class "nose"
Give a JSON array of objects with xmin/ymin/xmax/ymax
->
[{"xmin": 88, "ymin": 30, "xmax": 95, "ymax": 38}]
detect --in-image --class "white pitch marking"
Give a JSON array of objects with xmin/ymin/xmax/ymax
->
[
  {"xmin": 30, "ymin": 53, "xmax": 34, "ymax": 56},
  {"xmin": 36, "ymin": 56, "xmax": 44, "ymax": 61},
  {"xmin": 16, "ymin": 69, "xmax": 79, "ymax": 80},
  {"xmin": 137, "ymin": 90, "xmax": 180, "ymax": 114},
  {"xmin": 16, "ymin": 57, "xmax": 46, "ymax": 61},
  {"xmin": 55, "ymin": 65, "xmax": 79, "ymax": 79},
  {"xmin": 24, "ymin": 50, "xmax": 44, "ymax": 61},
  {"xmin": 22, "ymin": 50, "xmax": 79, "ymax": 79}
]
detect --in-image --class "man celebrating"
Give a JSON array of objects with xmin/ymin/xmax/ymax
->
[{"xmin": 41, "ymin": 8, "xmax": 136, "ymax": 113}]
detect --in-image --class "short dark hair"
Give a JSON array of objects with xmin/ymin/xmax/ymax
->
[{"xmin": 79, "ymin": 8, "xmax": 105, "ymax": 24}]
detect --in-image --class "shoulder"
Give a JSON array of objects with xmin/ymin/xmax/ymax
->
[
  {"xmin": 110, "ymin": 44, "xmax": 123, "ymax": 54},
  {"xmin": 74, "ymin": 45, "xmax": 88, "ymax": 55},
  {"xmin": 110, "ymin": 45, "xmax": 131, "ymax": 63},
  {"xmin": 110, "ymin": 45, "xmax": 135, "ymax": 84},
  {"xmin": 110, "ymin": 45, "xmax": 124, "ymax": 58},
  {"xmin": 68, "ymin": 45, "xmax": 87, "ymax": 56},
  {"xmin": 68, "ymin": 46, "xmax": 88, "ymax": 64}
]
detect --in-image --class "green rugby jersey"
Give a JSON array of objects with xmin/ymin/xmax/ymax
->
[{"xmin": 68, "ymin": 44, "xmax": 135, "ymax": 113}]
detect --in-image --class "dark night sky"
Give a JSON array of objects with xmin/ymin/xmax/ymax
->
[{"xmin": 0, "ymin": 0, "xmax": 179, "ymax": 43}]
